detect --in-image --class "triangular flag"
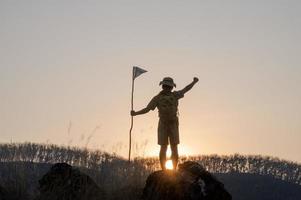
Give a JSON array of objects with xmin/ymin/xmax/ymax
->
[{"xmin": 133, "ymin": 66, "xmax": 147, "ymax": 80}]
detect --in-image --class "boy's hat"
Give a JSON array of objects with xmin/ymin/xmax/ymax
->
[{"xmin": 159, "ymin": 77, "xmax": 176, "ymax": 87}]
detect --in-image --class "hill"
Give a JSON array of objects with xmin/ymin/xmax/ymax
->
[
  {"xmin": 217, "ymin": 173, "xmax": 301, "ymax": 200},
  {"xmin": 0, "ymin": 142, "xmax": 300, "ymax": 200}
]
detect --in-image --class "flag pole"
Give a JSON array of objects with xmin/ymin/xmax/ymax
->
[
  {"xmin": 128, "ymin": 69, "xmax": 135, "ymax": 162},
  {"xmin": 128, "ymin": 66, "xmax": 146, "ymax": 162}
]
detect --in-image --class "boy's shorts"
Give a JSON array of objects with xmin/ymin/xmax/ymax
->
[{"xmin": 157, "ymin": 117, "xmax": 179, "ymax": 145}]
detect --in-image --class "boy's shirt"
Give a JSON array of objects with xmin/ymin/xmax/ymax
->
[{"xmin": 147, "ymin": 90, "xmax": 185, "ymax": 121}]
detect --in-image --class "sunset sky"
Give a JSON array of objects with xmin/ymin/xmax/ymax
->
[{"xmin": 1, "ymin": 1, "xmax": 301, "ymax": 162}]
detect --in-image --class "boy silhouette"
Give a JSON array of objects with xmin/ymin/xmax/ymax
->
[{"xmin": 131, "ymin": 77, "xmax": 198, "ymax": 170}]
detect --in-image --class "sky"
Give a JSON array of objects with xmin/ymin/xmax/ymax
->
[{"xmin": 1, "ymin": 1, "xmax": 301, "ymax": 162}]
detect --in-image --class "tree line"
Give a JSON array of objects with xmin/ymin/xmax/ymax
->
[{"xmin": 0, "ymin": 142, "xmax": 300, "ymax": 185}]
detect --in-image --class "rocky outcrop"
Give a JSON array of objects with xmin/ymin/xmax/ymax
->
[
  {"xmin": 36, "ymin": 163, "xmax": 105, "ymax": 200},
  {"xmin": 142, "ymin": 161, "xmax": 232, "ymax": 200}
]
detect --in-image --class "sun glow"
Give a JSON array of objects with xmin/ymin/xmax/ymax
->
[{"xmin": 165, "ymin": 159, "xmax": 174, "ymax": 170}]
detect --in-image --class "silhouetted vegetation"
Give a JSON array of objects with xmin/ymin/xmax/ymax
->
[
  {"xmin": 2, "ymin": 143, "xmax": 299, "ymax": 184},
  {"xmin": 0, "ymin": 142, "xmax": 300, "ymax": 199}
]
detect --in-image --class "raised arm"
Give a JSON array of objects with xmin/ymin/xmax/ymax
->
[{"xmin": 179, "ymin": 77, "xmax": 199, "ymax": 94}]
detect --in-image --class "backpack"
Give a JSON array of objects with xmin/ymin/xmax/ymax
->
[{"xmin": 157, "ymin": 93, "xmax": 179, "ymax": 120}]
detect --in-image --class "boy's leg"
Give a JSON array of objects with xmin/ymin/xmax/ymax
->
[
  {"xmin": 169, "ymin": 118, "xmax": 179, "ymax": 169},
  {"xmin": 159, "ymin": 145, "xmax": 167, "ymax": 170},
  {"xmin": 171, "ymin": 144, "xmax": 179, "ymax": 170}
]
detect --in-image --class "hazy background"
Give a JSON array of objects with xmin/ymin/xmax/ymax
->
[{"xmin": 1, "ymin": 0, "xmax": 300, "ymax": 162}]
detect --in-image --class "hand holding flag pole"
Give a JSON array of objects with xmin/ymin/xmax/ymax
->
[{"xmin": 129, "ymin": 66, "xmax": 147, "ymax": 162}]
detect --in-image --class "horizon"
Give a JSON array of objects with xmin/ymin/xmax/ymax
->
[
  {"xmin": 2, "ymin": 141, "xmax": 301, "ymax": 165},
  {"xmin": 1, "ymin": 1, "xmax": 301, "ymax": 163}
]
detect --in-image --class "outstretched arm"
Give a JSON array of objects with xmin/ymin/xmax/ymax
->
[
  {"xmin": 131, "ymin": 107, "xmax": 151, "ymax": 116},
  {"xmin": 131, "ymin": 96, "xmax": 157, "ymax": 116},
  {"xmin": 180, "ymin": 77, "xmax": 199, "ymax": 94}
]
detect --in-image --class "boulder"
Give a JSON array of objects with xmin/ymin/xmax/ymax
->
[
  {"xmin": 142, "ymin": 161, "xmax": 232, "ymax": 200},
  {"xmin": 36, "ymin": 163, "xmax": 105, "ymax": 200}
]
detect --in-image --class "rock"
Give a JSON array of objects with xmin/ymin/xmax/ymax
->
[
  {"xmin": 142, "ymin": 161, "xmax": 232, "ymax": 200},
  {"xmin": 36, "ymin": 163, "xmax": 105, "ymax": 200}
]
